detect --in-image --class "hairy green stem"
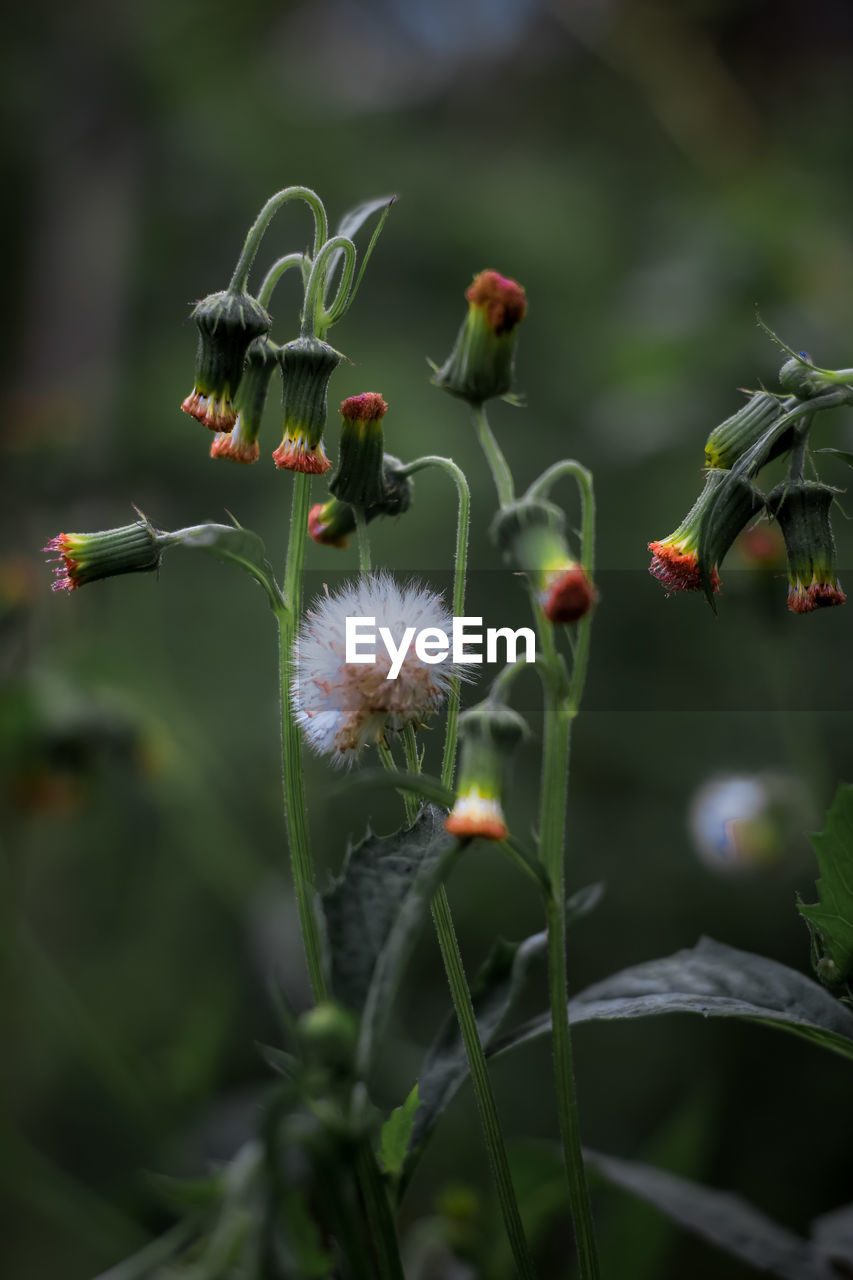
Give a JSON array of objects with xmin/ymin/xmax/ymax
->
[
  {"xmin": 398, "ymin": 455, "xmax": 471, "ymax": 789},
  {"xmin": 302, "ymin": 235, "xmax": 356, "ymax": 339},
  {"xmin": 276, "ymin": 473, "xmax": 327, "ymax": 1002},
  {"xmin": 228, "ymin": 186, "xmax": 327, "ymax": 295},
  {"xmin": 472, "ymin": 404, "xmax": 515, "ymax": 507},
  {"xmin": 258, "ymin": 252, "xmax": 308, "ymax": 310},
  {"xmin": 402, "ymin": 724, "xmax": 421, "ymax": 825},
  {"xmin": 430, "ymin": 887, "xmax": 538, "ymax": 1280},
  {"xmin": 355, "ymin": 508, "xmax": 372, "ymax": 575}
]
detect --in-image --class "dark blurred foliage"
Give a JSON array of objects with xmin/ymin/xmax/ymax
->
[{"xmin": 3, "ymin": 0, "xmax": 853, "ymax": 1275}]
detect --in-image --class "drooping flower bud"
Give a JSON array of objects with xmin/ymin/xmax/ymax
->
[
  {"xmin": 308, "ymin": 455, "xmax": 414, "ymax": 549},
  {"xmin": 704, "ymin": 391, "xmax": 786, "ymax": 471},
  {"xmin": 491, "ymin": 498, "xmax": 595, "ymax": 624},
  {"xmin": 44, "ymin": 518, "xmax": 162, "ymax": 592},
  {"xmin": 778, "ymin": 354, "xmax": 835, "ymax": 400},
  {"xmin": 181, "ymin": 290, "xmax": 271, "ymax": 432},
  {"xmin": 445, "ymin": 699, "xmax": 528, "ymax": 841},
  {"xmin": 649, "ymin": 469, "xmax": 762, "ymax": 594},
  {"xmin": 432, "ymin": 270, "xmax": 527, "ymax": 405},
  {"xmin": 272, "ymin": 337, "xmax": 342, "ymax": 474},
  {"xmin": 766, "ymin": 480, "xmax": 846, "ymax": 614},
  {"xmin": 328, "ymin": 393, "xmax": 389, "ymax": 509},
  {"xmin": 210, "ymin": 336, "xmax": 278, "ymax": 464}
]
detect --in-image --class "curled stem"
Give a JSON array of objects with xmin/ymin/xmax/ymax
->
[
  {"xmin": 258, "ymin": 252, "xmax": 308, "ymax": 310},
  {"xmin": 302, "ymin": 235, "xmax": 356, "ymax": 339},
  {"xmin": 228, "ymin": 186, "xmax": 328, "ymax": 295}
]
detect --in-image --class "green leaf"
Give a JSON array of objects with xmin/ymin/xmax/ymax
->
[
  {"xmin": 813, "ymin": 447, "xmax": 853, "ymax": 469},
  {"xmin": 798, "ymin": 784, "xmax": 853, "ymax": 985},
  {"xmin": 336, "ymin": 194, "xmax": 397, "ymax": 243},
  {"xmin": 587, "ymin": 1148, "xmax": 837, "ymax": 1280},
  {"xmin": 403, "ymin": 927, "xmax": 548, "ymax": 1183},
  {"xmin": 164, "ymin": 522, "xmax": 282, "ymax": 608},
  {"xmin": 92, "ymin": 1222, "xmax": 196, "ymax": 1280},
  {"xmin": 321, "ymin": 805, "xmax": 459, "ymax": 1075},
  {"xmin": 489, "ymin": 937, "xmax": 853, "ymax": 1063},
  {"xmin": 378, "ymin": 1084, "xmax": 420, "ymax": 1178}
]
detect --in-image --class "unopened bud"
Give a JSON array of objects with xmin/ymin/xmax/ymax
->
[
  {"xmin": 211, "ymin": 336, "xmax": 278, "ymax": 464},
  {"xmin": 182, "ymin": 290, "xmax": 270, "ymax": 431},
  {"xmin": 272, "ymin": 337, "xmax": 342, "ymax": 474},
  {"xmin": 778, "ymin": 354, "xmax": 835, "ymax": 400},
  {"xmin": 309, "ymin": 455, "xmax": 413, "ymax": 549},
  {"xmin": 704, "ymin": 391, "xmax": 786, "ymax": 470},
  {"xmin": 491, "ymin": 498, "xmax": 595, "ymax": 623},
  {"xmin": 649, "ymin": 469, "xmax": 762, "ymax": 595},
  {"xmin": 432, "ymin": 270, "xmax": 527, "ymax": 405},
  {"xmin": 329, "ymin": 393, "xmax": 389, "ymax": 509},
  {"xmin": 767, "ymin": 480, "xmax": 846, "ymax": 614},
  {"xmin": 446, "ymin": 699, "xmax": 528, "ymax": 841},
  {"xmin": 44, "ymin": 518, "xmax": 162, "ymax": 592}
]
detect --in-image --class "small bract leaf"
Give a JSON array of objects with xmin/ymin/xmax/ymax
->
[
  {"xmin": 378, "ymin": 1084, "xmax": 420, "ymax": 1178},
  {"xmin": 165, "ymin": 522, "xmax": 281, "ymax": 607}
]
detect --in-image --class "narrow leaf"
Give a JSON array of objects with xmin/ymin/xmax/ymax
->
[
  {"xmin": 93, "ymin": 1222, "xmax": 196, "ymax": 1280},
  {"xmin": 798, "ymin": 783, "xmax": 853, "ymax": 984},
  {"xmin": 813, "ymin": 448, "xmax": 853, "ymax": 469},
  {"xmin": 490, "ymin": 937, "xmax": 853, "ymax": 1063},
  {"xmin": 587, "ymin": 1148, "xmax": 836, "ymax": 1280},
  {"xmin": 378, "ymin": 1084, "xmax": 420, "ymax": 1178}
]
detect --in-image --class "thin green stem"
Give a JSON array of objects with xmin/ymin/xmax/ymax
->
[
  {"xmin": 276, "ymin": 473, "xmax": 327, "ymax": 1002},
  {"xmin": 258, "ymin": 252, "xmax": 308, "ymax": 309},
  {"xmin": 355, "ymin": 508, "xmax": 371, "ymax": 574},
  {"xmin": 532, "ymin": 465, "xmax": 600, "ymax": 1279},
  {"xmin": 397, "ymin": 455, "xmax": 471, "ymax": 790},
  {"xmin": 355, "ymin": 1143, "xmax": 406, "ymax": 1280},
  {"xmin": 402, "ymin": 724, "xmax": 421, "ymax": 825},
  {"xmin": 228, "ymin": 186, "xmax": 327, "ymax": 294},
  {"xmin": 472, "ymin": 404, "xmax": 515, "ymax": 506},
  {"xmin": 430, "ymin": 887, "xmax": 538, "ymax": 1280},
  {"xmin": 302, "ymin": 236, "xmax": 356, "ymax": 339}
]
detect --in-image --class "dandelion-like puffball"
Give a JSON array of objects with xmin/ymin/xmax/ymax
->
[{"xmin": 292, "ymin": 574, "xmax": 458, "ymax": 764}]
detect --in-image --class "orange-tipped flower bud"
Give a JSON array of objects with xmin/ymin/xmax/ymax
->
[
  {"xmin": 445, "ymin": 699, "xmax": 527, "ymax": 842},
  {"xmin": 272, "ymin": 337, "xmax": 342, "ymax": 474},
  {"xmin": 491, "ymin": 498, "xmax": 596, "ymax": 624},
  {"xmin": 767, "ymin": 480, "xmax": 846, "ymax": 614},
  {"xmin": 432, "ymin": 270, "xmax": 527, "ymax": 406},
  {"xmin": 210, "ymin": 336, "xmax": 278, "ymax": 464},
  {"xmin": 182, "ymin": 290, "xmax": 270, "ymax": 432},
  {"xmin": 44, "ymin": 518, "xmax": 162, "ymax": 593},
  {"xmin": 649, "ymin": 470, "xmax": 762, "ymax": 595}
]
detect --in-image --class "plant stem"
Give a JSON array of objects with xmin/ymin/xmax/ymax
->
[
  {"xmin": 302, "ymin": 235, "xmax": 356, "ymax": 339},
  {"xmin": 402, "ymin": 724, "xmax": 421, "ymax": 825},
  {"xmin": 275, "ymin": 472, "xmax": 327, "ymax": 1002},
  {"xmin": 355, "ymin": 508, "xmax": 371, "ymax": 574},
  {"xmin": 430, "ymin": 887, "xmax": 538, "ymax": 1280},
  {"xmin": 533, "ymin": 463, "xmax": 600, "ymax": 1279},
  {"xmin": 228, "ymin": 187, "xmax": 327, "ymax": 294},
  {"xmin": 397, "ymin": 455, "xmax": 471, "ymax": 789},
  {"xmin": 472, "ymin": 404, "xmax": 515, "ymax": 507},
  {"xmin": 355, "ymin": 1142, "xmax": 406, "ymax": 1280},
  {"xmin": 258, "ymin": 252, "xmax": 308, "ymax": 309}
]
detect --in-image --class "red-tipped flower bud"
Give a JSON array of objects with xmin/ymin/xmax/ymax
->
[
  {"xmin": 210, "ymin": 336, "xmax": 279, "ymax": 464},
  {"xmin": 328, "ymin": 394, "xmax": 389, "ymax": 509},
  {"xmin": 767, "ymin": 480, "xmax": 846, "ymax": 614},
  {"xmin": 308, "ymin": 454, "xmax": 414, "ymax": 550},
  {"xmin": 446, "ymin": 699, "xmax": 528, "ymax": 842},
  {"xmin": 432, "ymin": 270, "xmax": 527, "ymax": 406},
  {"xmin": 491, "ymin": 498, "xmax": 596, "ymax": 624},
  {"xmin": 272, "ymin": 337, "xmax": 342, "ymax": 474},
  {"xmin": 44, "ymin": 518, "xmax": 163, "ymax": 593},
  {"xmin": 182, "ymin": 290, "xmax": 271, "ymax": 432},
  {"xmin": 648, "ymin": 469, "xmax": 762, "ymax": 595}
]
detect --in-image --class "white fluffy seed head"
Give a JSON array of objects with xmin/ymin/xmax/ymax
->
[{"xmin": 292, "ymin": 573, "xmax": 459, "ymax": 765}]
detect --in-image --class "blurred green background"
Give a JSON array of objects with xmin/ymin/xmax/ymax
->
[{"xmin": 4, "ymin": 0, "xmax": 853, "ymax": 1275}]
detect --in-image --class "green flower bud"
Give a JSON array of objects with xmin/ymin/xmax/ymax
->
[
  {"xmin": 182, "ymin": 290, "xmax": 271, "ymax": 432},
  {"xmin": 491, "ymin": 498, "xmax": 595, "ymax": 623},
  {"xmin": 704, "ymin": 391, "xmax": 787, "ymax": 470},
  {"xmin": 272, "ymin": 337, "xmax": 342, "ymax": 474},
  {"xmin": 297, "ymin": 1002, "xmax": 358, "ymax": 1074},
  {"xmin": 446, "ymin": 699, "xmax": 528, "ymax": 841},
  {"xmin": 432, "ymin": 270, "xmax": 527, "ymax": 405},
  {"xmin": 767, "ymin": 480, "xmax": 846, "ymax": 614},
  {"xmin": 210, "ymin": 336, "xmax": 279, "ymax": 464},
  {"xmin": 44, "ymin": 518, "xmax": 163, "ymax": 592},
  {"xmin": 328, "ymin": 393, "xmax": 389, "ymax": 509},
  {"xmin": 778, "ymin": 354, "xmax": 834, "ymax": 400},
  {"xmin": 308, "ymin": 455, "xmax": 413, "ymax": 549},
  {"xmin": 649, "ymin": 469, "xmax": 762, "ymax": 594}
]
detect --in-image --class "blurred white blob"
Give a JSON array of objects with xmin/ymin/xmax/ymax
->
[{"xmin": 688, "ymin": 772, "xmax": 811, "ymax": 872}]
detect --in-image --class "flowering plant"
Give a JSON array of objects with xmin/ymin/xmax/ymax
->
[{"xmin": 43, "ymin": 188, "xmax": 853, "ymax": 1280}]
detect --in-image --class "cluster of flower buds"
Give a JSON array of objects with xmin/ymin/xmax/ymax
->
[
  {"xmin": 649, "ymin": 347, "xmax": 852, "ymax": 613},
  {"xmin": 491, "ymin": 497, "xmax": 595, "ymax": 624},
  {"xmin": 432, "ymin": 269, "xmax": 527, "ymax": 406},
  {"xmin": 309, "ymin": 454, "xmax": 413, "ymax": 549},
  {"xmin": 445, "ymin": 697, "xmax": 528, "ymax": 841}
]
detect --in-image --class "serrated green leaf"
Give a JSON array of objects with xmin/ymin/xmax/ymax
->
[
  {"xmin": 488, "ymin": 937, "xmax": 853, "ymax": 1063},
  {"xmin": 798, "ymin": 783, "xmax": 853, "ymax": 984},
  {"xmin": 164, "ymin": 523, "xmax": 282, "ymax": 607},
  {"xmin": 586, "ymin": 1149, "xmax": 836, "ymax": 1280},
  {"xmin": 378, "ymin": 1084, "xmax": 420, "ymax": 1178}
]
